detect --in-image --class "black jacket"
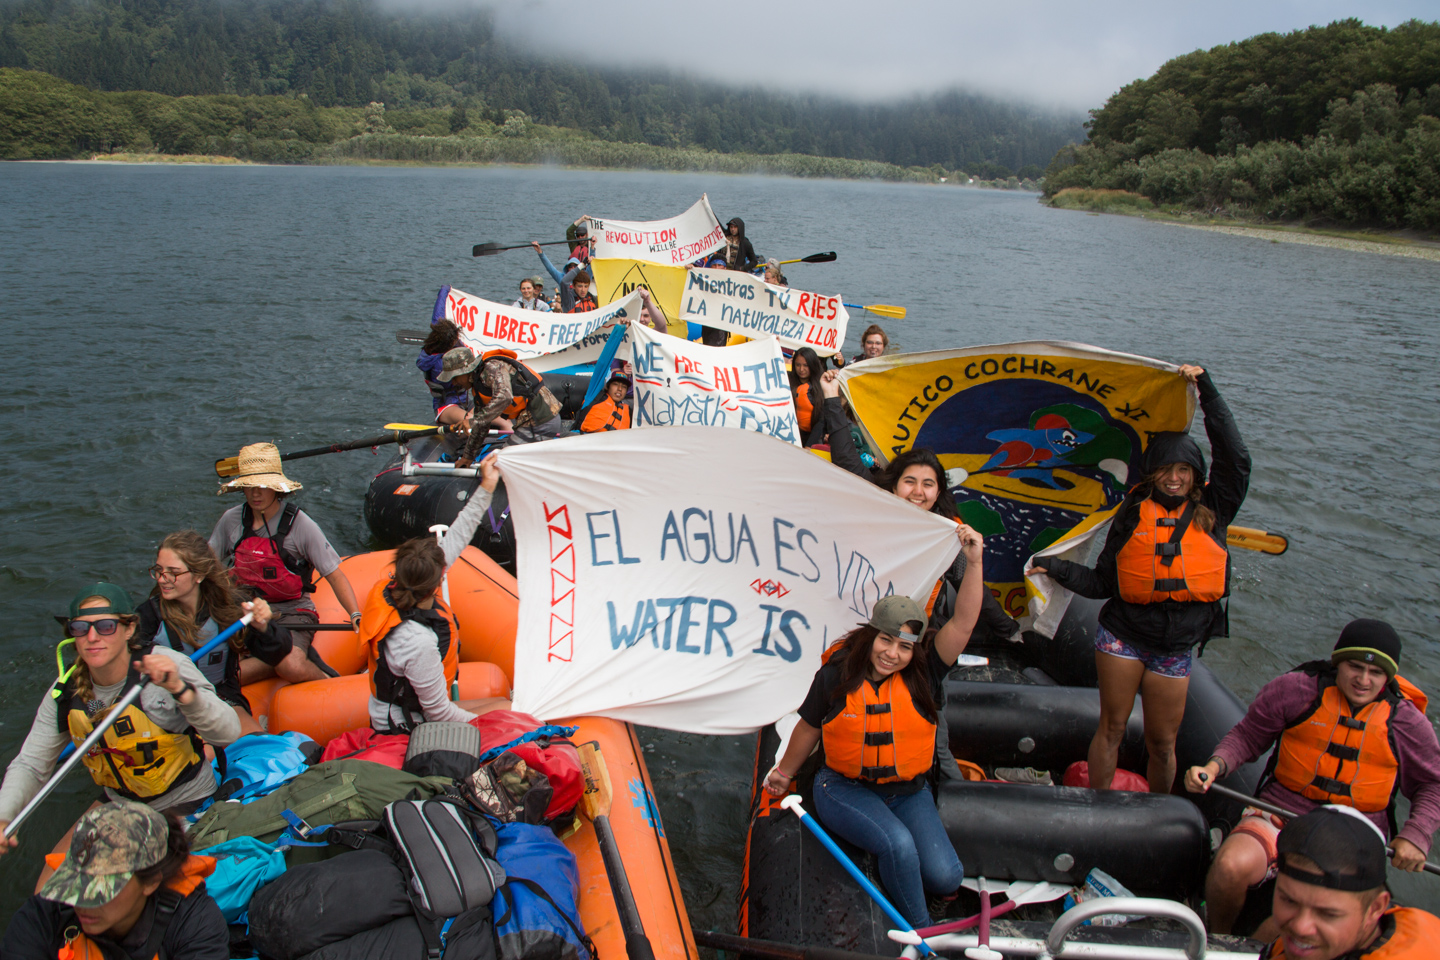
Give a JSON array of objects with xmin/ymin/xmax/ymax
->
[
  {"xmin": 2, "ymin": 887, "xmax": 228, "ymax": 960},
  {"xmin": 1042, "ymin": 371, "xmax": 1251, "ymax": 655},
  {"xmin": 723, "ymin": 218, "xmax": 758, "ymax": 273},
  {"xmin": 135, "ymin": 597, "xmax": 293, "ymax": 708}
]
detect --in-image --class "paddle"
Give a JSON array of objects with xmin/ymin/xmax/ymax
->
[
  {"xmin": 396, "ymin": 329, "xmax": 431, "ymax": 346},
  {"xmin": 777, "ymin": 251, "xmax": 838, "ymax": 266},
  {"xmin": 473, "ymin": 239, "xmax": 573, "ymax": 258},
  {"xmin": 778, "ymin": 795, "xmax": 934, "ymax": 956},
  {"xmin": 576, "ymin": 741, "xmax": 656, "ymax": 960},
  {"xmin": 1225, "ymin": 525, "xmax": 1289, "ymax": 555},
  {"xmin": 693, "ymin": 931, "xmax": 893, "ymax": 960},
  {"xmin": 4, "ymin": 614, "xmax": 254, "ymax": 840},
  {"xmin": 1195, "ymin": 775, "xmax": 1440, "ymax": 877},
  {"xmin": 842, "ymin": 302, "xmax": 907, "ymax": 320},
  {"xmin": 214, "ymin": 427, "xmax": 445, "ymax": 478},
  {"xmin": 570, "ymin": 322, "xmax": 631, "ymax": 430}
]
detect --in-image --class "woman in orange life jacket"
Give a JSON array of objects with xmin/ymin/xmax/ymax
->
[
  {"xmin": 209, "ymin": 443, "xmax": 360, "ymax": 683},
  {"xmin": 1028, "ymin": 364, "xmax": 1251, "ymax": 794},
  {"xmin": 2, "ymin": 802, "xmax": 228, "ymax": 960},
  {"xmin": 362, "ymin": 452, "xmax": 511, "ymax": 733},
  {"xmin": 764, "ymin": 525, "xmax": 986, "ymax": 928},
  {"xmin": 134, "ymin": 531, "xmax": 296, "ymax": 737},
  {"xmin": 789, "ymin": 347, "xmax": 826, "ymax": 448},
  {"xmin": 0, "ymin": 585, "xmax": 239, "ymax": 879}
]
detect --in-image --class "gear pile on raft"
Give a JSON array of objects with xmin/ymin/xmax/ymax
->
[{"xmin": 3, "ymin": 194, "xmax": 1437, "ymax": 960}]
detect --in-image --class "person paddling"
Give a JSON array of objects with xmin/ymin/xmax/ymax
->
[
  {"xmin": 448, "ymin": 347, "xmax": 567, "ymax": 465},
  {"xmin": 1186, "ymin": 620, "xmax": 1440, "ymax": 936},
  {"xmin": 0, "ymin": 584, "xmax": 240, "ymax": 863},
  {"xmin": 210, "ymin": 443, "xmax": 359, "ymax": 680},
  {"xmin": 764, "ymin": 530, "xmax": 986, "ymax": 929},
  {"xmin": 1028, "ymin": 364, "xmax": 1250, "ymax": 794},
  {"xmin": 2, "ymin": 802, "xmax": 228, "ymax": 959}
]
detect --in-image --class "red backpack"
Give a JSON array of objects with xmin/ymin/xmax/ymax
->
[
  {"xmin": 468, "ymin": 710, "xmax": 583, "ymax": 826},
  {"xmin": 231, "ymin": 503, "xmax": 315, "ymax": 602}
]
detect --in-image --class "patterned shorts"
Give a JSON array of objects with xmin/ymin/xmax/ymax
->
[
  {"xmin": 1094, "ymin": 625, "xmax": 1192, "ymax": 679},
  {"xmin": 1229, "ymin": 808, "xmax": 1285, "ymax": 884}
]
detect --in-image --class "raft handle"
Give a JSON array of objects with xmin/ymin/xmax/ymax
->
[
  {"xmin": 403, "ymin": 449, "xmax": 480, "ymax": 479},
  {"xmin": 1046, "ymin": 897, "xmax": 1205, "ymax": 959}
]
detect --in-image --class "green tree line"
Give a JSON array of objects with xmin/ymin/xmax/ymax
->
[
  {"xmin": 1043, "ymin": 19, "xmax": 1440, "ymax": 230},
  {"xmin": 0, "ymin": 0, "xmax": 1081, "ymax": 174}
]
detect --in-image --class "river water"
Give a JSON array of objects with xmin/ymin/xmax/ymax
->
[{"xmin": 3, "ymin": 163, "xmax": 1439, "ymax": 924}]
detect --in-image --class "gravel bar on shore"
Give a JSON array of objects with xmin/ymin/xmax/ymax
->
[{"xmin": 1160, "ymin": 220, "xmax": 1440, "ymax": 263}]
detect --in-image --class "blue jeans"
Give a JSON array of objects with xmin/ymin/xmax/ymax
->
[{"xmin": 813, "ymin": 766, "xmax": 964, "ymax": 927}]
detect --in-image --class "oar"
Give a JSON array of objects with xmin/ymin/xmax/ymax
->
[
  {"xmin": 396, "ymin": 329, "xmax": 431, "ymax": 345},
  {"xmin": 1225, "ymin": 525, "xmax": 1289, "ymax": 555},
  {"xmin": 214, "ymin": 427, "xmax": 445, "ymax": 478},
  {"xmin": 842, "ymin": 302, "xmax": 907, "ymax": 320},
  {"xmin": 5, "ymin": 614, "xmax": 253, "ymax": 840},
  {"xmin": 779, "ymin": 795, "xmax": 934, "ymax": 956},
  {"xmin": 777, "ymin": 251, "xmax": 838, "ymax": 265},
  {"xmin": 1195, "ymin": 774, "xmax": 1440, "ymax": 877},
  {"xmin": 473, "ymin": 239, "xmax": 572, "ymax": 257},
  {"xmin": 693, "ymin": 931, "xmax": 892, "ymax": 960},
  {"xmin": 577, "ymin": 741, "xmax": 656, "ymax": 960}
]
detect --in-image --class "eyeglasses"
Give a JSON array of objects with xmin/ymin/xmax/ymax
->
[
  {"xmin": 66, "ymin": 618, "xmax": 122, "ymax": 638},
  {"xmin": 149, "ymin": 564, "xmax": 191, "ymax": 583}
]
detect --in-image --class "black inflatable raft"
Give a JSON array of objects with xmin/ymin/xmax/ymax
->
[{"xmin": 739, "ymin": 596, "xmax": 1271, "ymax": 954}]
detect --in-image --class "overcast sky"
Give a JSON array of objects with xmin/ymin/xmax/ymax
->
[{"xmin": 483, "ymin": 1, "xmax": 1436, "ymax": 112}]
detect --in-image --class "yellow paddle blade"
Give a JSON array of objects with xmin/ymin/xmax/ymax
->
[
  {"xmin": 383, "ymin": 423, "xmax": 440, "ymax": 432},
  {"xmin": 214, "ymin": 457, "xmax": 239, "ymax": 479},
  {"xmin": 576, "ymin": 741, "xmax": 613, "ymax": 821},
  {"xmin": 1226, "ymin": 525, "xmax": 1289, "ymax": 555},
  {"xmin": 863, "ymin": 303, "xmax": 907, "ymax": 320}
]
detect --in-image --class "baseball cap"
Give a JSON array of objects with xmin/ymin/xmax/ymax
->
[
  {"xmin": 1276, "ymin": 806, "xmax": 1388, "ymax": 892},
  {"xmin": 39, "ymin": 801, "xmax": 169, "ymax": 908},
  {"xmin": 868, "ymin": 596, "xmax": 927, "ymax": 642},
  {"xmin": 437, "ymin": 347, "xmax": 480, "ymax": 383},
  {"xmin": 605, "ymin": 372, "xmax": 631, "ymax": 388},
  {"xmin": 1332, "ymin": 619, "xmax": 1402, "ymax": 679},
  {"xmin": 63, "ymin": 582, "xmax": 135, "ymax": 620}
]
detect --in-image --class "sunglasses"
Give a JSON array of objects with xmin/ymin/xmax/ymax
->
[{"xmin": 66, "ymin": 618, "xmax": 123, "ymax": 638}]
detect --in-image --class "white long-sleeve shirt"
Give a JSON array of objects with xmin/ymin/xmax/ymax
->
[{"xmin": 368, "ymin": 486, "xmax": 495, "ymax": 731}]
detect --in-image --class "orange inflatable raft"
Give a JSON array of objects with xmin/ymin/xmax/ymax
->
[{"xmin": 243, "ymin": 546, "xmax": 697, "ymax": 960}]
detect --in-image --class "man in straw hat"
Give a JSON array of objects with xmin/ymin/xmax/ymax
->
[
  {"xmin": 1263, "ymin": 805, "xmax": 1440, "ymax": 958},
  {"xmin": 1187, "ymin": 619, "xmax": 1440, "ymax": 935},
  {"xmin": 2, "ymin": 801, "xmax": 227, "ymax": 957},
  {"xmin": 209, "ymin": 442, "xmax": 360, "ymax": 682}
]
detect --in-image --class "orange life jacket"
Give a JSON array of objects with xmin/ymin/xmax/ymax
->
[
  {"xmin": 1269, "ymin": 663, "xmax": 1422, "ymax": 813},
  {"xmin": 361, "ymin": 577, "xmax": 460, "ymax": 731},
  {"xmin": 51, "ymin": 854, "xmax": 215, "ymax": 960},
  {"xmin": 794, "ymin": 383, "xmax": 815, "ymax": 432},
  {"xmin": 474, "ymin": 350, "xmax": 549, "ymax": 422},
  {"xmin": 580, "ymin": 396, "xmax": 630, "ymax": 433},
  {"xmin": 822, "ymin": 671, "xmax": 936, "ymax": 784},
  {"xmin": 568, "ymin": 293, "xmax": 598, "ymax": 313},
  {"xmin": 1115, "ymin": 498, "xmax": 1229, "ymax": 604},
  {"xmin": 1266, "ymin": 906, "xmax": 1440, "ymax": 959}
]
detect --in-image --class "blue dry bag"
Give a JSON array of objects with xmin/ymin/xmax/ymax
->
[{"xmin": 490, "ymin": 821, "xmax": 595, "ymax": 960}]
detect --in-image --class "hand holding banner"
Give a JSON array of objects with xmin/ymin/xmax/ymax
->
[
  {"xmin": 499, "ymin": 428, "xmax": 960, "ymax": 734},
  {"xmin": 679, "ymin": 267, "xmax": 849, "ymax": 357},
  {"xmin": 434, "ymin": 285, "xmax": 643, "ymax": 372},
  {"xmin": 630, "ymin": 324, "xmax": 801, "ymax": 445},
  {"xmin": 586, "ymin": 195, "xmax": 727, "ymax": 266}
]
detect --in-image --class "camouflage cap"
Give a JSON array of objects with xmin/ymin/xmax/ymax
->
[
  {"xmin": 39, "ymin": 801, "xmax": 168, "ymax": 908},
  {"xmin": 437, "ymin": 346, "xmax": 480, "ymax": 383}
]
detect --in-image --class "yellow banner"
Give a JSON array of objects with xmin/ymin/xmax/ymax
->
[
  {"xmin": 589, "ymin": 258, "xmax": 690, "ymax": 340},
  {"xmin": 838, "ymin": 343, "xmax": 1195, "ymax": 631}
]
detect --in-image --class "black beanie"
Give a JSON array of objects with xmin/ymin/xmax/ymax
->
[{"xmin": 1331, "ymin": 619, "xmax": 1402, "ymax": 679}]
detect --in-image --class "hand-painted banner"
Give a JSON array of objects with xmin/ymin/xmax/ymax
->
[
  {"xmin": 435, "ymin": 285, "xmax": 642, "ymax": 366},
  {"xmin": 678, "ymin": 267, "xmax": 848, "ymax": 357},
  {"xmin": 498, "ymin": 427, "xmax": 959, "ymax": 734},
  {"xmin": 629, "ymin": 324, "xmax": 800, "ymax": 445},
  {"xmin": 588, "ymin": 258, "xmax": 690, "ymax": 339},
  {"xmin": 586, "ymin": 195, "xmax": 726, "ymax": 265},
  {"xmin": 837, "ymin": 342, "xmax": 1195, "ymax": 636}
]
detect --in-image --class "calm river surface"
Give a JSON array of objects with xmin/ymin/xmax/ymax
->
[{"xmin": 2, "ymin": 163, "xmax": 1439, "ymax": 923}]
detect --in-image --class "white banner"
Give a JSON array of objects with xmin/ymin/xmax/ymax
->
[
  {"xmin": 437, "ymin": 285, "xmax": 643, "ymax": 364},
  {"xmin": 499, "ymin": 428, "xmax": 960, "ymax": 734},
  {"xmin": 586, "ymin": 195, "xmax": 726, "ymax": 265},
  {"xmin": 678, "ymin": 267, "xmax": 848, "ymax": 357},
  {"xmin": 629, "ymin": 324, "xmax": 801, "ymax": 445}
]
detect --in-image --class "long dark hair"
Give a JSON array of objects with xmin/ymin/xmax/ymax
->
[
  {"xmin": 389, "ymin": 537, "xmax": 446, "ymax": 610},
  {"xmin": 1134, "ymin": 467, "xmax": 1216, "ymax": 533},
  {"xmin": 877, "ymin": 448, "xmax": 956, "ymax": 520},
  {"xmin": 826, "ymin": 625, "xmax": 938, "ymax": 723},
  {"xmin": 132, "ymin": 814, "xmax": 191, "ymax": 890},
  {"xmin": 422, "ymin": 321, "xmax": 461, "ymax": 357},
  {"xmin": 789, "ymin": 347, "xmax": 824, "ymax": 391}
]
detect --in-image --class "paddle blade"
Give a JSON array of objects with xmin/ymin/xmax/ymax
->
[
  {"xmin": 863, "ymin": 303, "xmax": 907, "ymax": 320},
  {"xmin": 395, "ymin": 329, "xmax": 429, "ymax": 345},
  {"xmin": 382, "ymin": 423, "xmax": 441, "ymax": 432},
  {"xmin": 472, "ymin": 242, "xmax": 503, "ymax": 257},
  {"xmin": 1227, "ymin": 525, "xmax": 1289, "ymax": 555},
  {"xmin": 800, "ymin": 251, "xmax": 838, "ymax": 264},
  {"xmin": 215, "ymin": 457, "xmax": 239, "ymax": 479},
  {"xmin": 577, "ymin": 741, "xmax": 614, "ymax": 820}
]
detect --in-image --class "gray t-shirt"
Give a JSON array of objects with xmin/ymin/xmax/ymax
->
[{"xmin": 209, "ymin": 503, "xmax": 342, "ymax": 581}]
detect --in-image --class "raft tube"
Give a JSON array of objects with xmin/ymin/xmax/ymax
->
[{"xmin": 244, "ymin": 544, "xmax": 696, "ymax": 960}]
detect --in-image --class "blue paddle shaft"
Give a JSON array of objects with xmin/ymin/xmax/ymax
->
[
  {"xmin": 782, "ymin": 797, "xmax": 934, "ymax": 956},
  {"xmin": 578, "ymin": 321, "xmax": 631, "ymax": 413}
]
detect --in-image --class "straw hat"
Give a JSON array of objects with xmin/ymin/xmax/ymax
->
[{"xmin": 218, "ymin": 442, "xmax": 303, "ymax": 495}]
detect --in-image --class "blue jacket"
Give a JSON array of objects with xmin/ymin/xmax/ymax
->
[{"xmin": 418, "ymin": 350, "xmax": 468, "ymax": 413}]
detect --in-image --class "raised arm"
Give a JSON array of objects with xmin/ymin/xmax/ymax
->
[{"xmin": 933, "ymin": 525, "xmax": 984, "ymax": 664}]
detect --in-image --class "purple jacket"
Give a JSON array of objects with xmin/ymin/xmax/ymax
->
[
  {"xmin": 1211, "ymin": 667, "xmax": 1440, "ymax": 852},
  {"xmin": 418, "ymin": 349, "xmax": 468, "ymax": 413}
]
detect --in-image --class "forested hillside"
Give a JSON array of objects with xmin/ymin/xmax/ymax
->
[
  {"xmin": 0, "ymin": 0, "xmax": 1081, "ymax": 173},
  {"xmin": 1044, "ymin": 19, "xmax": 1440, "ymax": 230}
]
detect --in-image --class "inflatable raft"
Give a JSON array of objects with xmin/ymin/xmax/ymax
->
[
  {"xmin": 740, "ymin": 595, "xmax": 1270, "ymax": 954},
  {"xmin": 242, "ymin": 545, "xmax": 697, "ymax": 960}
]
